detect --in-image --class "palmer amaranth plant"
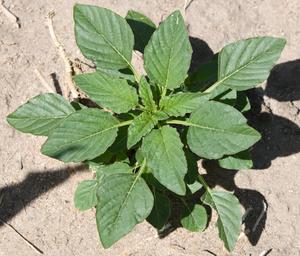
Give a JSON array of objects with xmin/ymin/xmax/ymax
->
[{"xmin": 7, "ymin": 4, "xmax": 285, "ymax": 251}]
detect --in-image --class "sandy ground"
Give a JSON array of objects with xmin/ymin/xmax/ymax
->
[{"xmin": 1, "ymin": 0, "xmax": 300, "ymax": 255}]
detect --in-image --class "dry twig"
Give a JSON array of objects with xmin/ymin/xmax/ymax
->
[
  {"xmin": 0, "ymin": 1, "xmax": 20, "ymax": 28},
  {"xmin": 46, "ymin": 11, "xmax": 78, "ymax": 99},
  {"xmin": 0, "ymin": 218, "xmax": 44, "ymax": 255}
]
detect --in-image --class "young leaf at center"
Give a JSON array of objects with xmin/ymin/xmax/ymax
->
[
  {"xmin": 141, "ymin": 126, "xmax": 187, "ymax": 195},
  {"xmin": 160, "ymin": 92, "xmax": 209, "ymax": 117},
  {"xmin": 127, "ymin": 112, "xmax": 158, "ymax": 149}
]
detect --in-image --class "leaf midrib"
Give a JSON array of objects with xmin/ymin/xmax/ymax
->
[
  {"xmin": 185, "ymin": 120, "xmax": 257, "ymax": 137},
  {"xmin": 164, "ymin": 15, "xmax": 181, "ymax": 89},
  {"xmin": 106, "ymin": 174, "xmax": 141, "ymax": 235},
  {"xmin": 8, "ymin": 115, "xmax": 69, "ymax": 121},
  {"xmin": 157, "ymin": 128, "xmax": 185, "ymax": 191},
  {"xmin": 205, "ymin": 191, "xmax": 237, "ymax": 250},
  {"xmin": 45, "ymin": 122, "xmax": 119, "ymax": 150},
  {"xmin": 215, "ymin": 44, "xmax": 279, "ymax": 89}
]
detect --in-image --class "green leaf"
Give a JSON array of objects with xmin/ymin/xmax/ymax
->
[
  {"xmin": 90, "ymin": 162, "xmax": 133, "ymax": 181},
  {"xmin": 126, "ymin": 10, "xmax": 156, "ymax": 53},
  {"xmin": 216, "ymin": 37, "xmax": 286, "ymax": 91},
  {"xmin": 74, "ymin": 4, "xmax": 134, "ymax": 70},
  {"xmin": 96, "ymin": 173, "xmax": 153, "ymax": 248},
  {"xmin": 127, "ymin": 112, "xmax": 158, "ymax": 149},
  {"xmin": 7, "ymin": 93, "xmax": 75, "ymax": 136},
  {"xmin": 181, "ymin": 203, "xmax": 207, "ymax": 232},
  {"xmin": 185, "ymin": 55, "xmax": 218, "ymax": 92},
  {"xmin": 160, "ymin": 92, "xmax": 209, "ymax": 117},
  {"xmin": 41, "ymin": 108, "xmax": 119, "ymax": 163},
  {"xmin": 139, "ymin": 76, "xmax": 157, "ymax": 112},
  {"xmin": 74, "ymin": 180, "xmax": 98, "ymax": 211},
  {"xmin": 74, "ymin": 72, "xmax": 138, "ymax": 114},
  {"xmin": 187, "ymin": 101, "xmax": 261, "ymax": 159},
  {"xmin": 147, "ymin": 191, "xmax": 171, "ymax": 230},
  {"xmin": 202, "ymin": 189, "xmax": 242, "ymax": 251},
  {"xmin": 141, "ymin": 126, "xmax": 187, "ymax": 195},
  {"xmin": 144, "ymin": 10, "xmax": 192, "ymax": 90},
  {"xmin": 218, "ymin": 150, "xmax": 253, "ymax": 170}
]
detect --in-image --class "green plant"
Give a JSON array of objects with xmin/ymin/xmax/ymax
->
[{"xmin": 6, "ymin": 4, "xmax": 285, "ymax": 251}]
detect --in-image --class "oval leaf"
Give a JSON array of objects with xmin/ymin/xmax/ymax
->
[
  {"xmin": 144, "ymin": 10, "xmax": 192, "ymax": 90},
  {"xmin": 74, "ymin": 180, "xmax": 98, "ymax": 211},
  {"xmin": 41, "ymin": 109, "xmax": 119, "ymax": 163},
  {"xmin": 218, "ymin": 150, "xmax": 253, "ymax": 170},
  {"xmin": 217, "ymin": 37, "xmax": 286, "ymax": 91},
  {"xmin": 141, "ymin": 126, "xmax": 187, "ymax": 195},
  {"xmin": 7, "ymin": 93, "xmax": 75, "ymax": 136},
  {"xmin": 96, "ymin": 173, "xmax": 153, "ymax": 248},
  {"xmin": 202, "ymin": 189, "xmax": 242, "ymax": 251},
  {"xmin": 187, "ymin": 101, "xmax": 261, "ymax": 159},
  {"xmin": 74, "ymin": 72, "xmax": 138, "ymax": 114},
  {"xmin": 74, "ymin": 4, "xmax": 134, "ymax": 70},
  {"xmin": 181, "ymin": 203, "xmax": 207, "ymax": 232}
]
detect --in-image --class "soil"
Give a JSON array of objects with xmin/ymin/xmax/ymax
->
[{"xmin": 1, "ymin": 0, "xmax": 300, "ymax": 255}]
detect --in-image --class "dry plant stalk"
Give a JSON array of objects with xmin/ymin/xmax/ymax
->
[
  {"xmin": 0, "ymin": 0, "xmax": 20, "ymax": 28},
  {"xmin": 46, "ymin": 11, "xmax": 78, "ymax": 100}
]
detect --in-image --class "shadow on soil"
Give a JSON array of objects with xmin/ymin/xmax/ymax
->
[{"xmin": 0, "ymin": 165, "xmax": 86, "ymax": 227}]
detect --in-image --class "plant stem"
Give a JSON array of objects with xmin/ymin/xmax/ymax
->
[
  {"xmin": 161, "ymin": 85, "xmax": 167, "ymax": 99},
  {"xmin": 117, "ymin": 120, "xmax": 132, "ymax": 128},
  {"xmin": 203, "ymin": 80, "xmax": 221, "ymax": 93},
  {"xmin": 136, "ymin": 158, "xmax": 147, "ymax": 179},
  {"xmin": 128, "ymin": 63, "xmax": 140, "ymax": 83},
  {"xmin": 165, "ymin": 119, "xmax": 192, "ymax": 126},
  {"xmin": 197, "ymin": 174, "xmax": 209, "ymax": 190}
]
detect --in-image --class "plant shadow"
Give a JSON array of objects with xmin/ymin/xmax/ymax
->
[{"xmin": 0, "ymin": 165, "xmax": 86, "ymax": 226}]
